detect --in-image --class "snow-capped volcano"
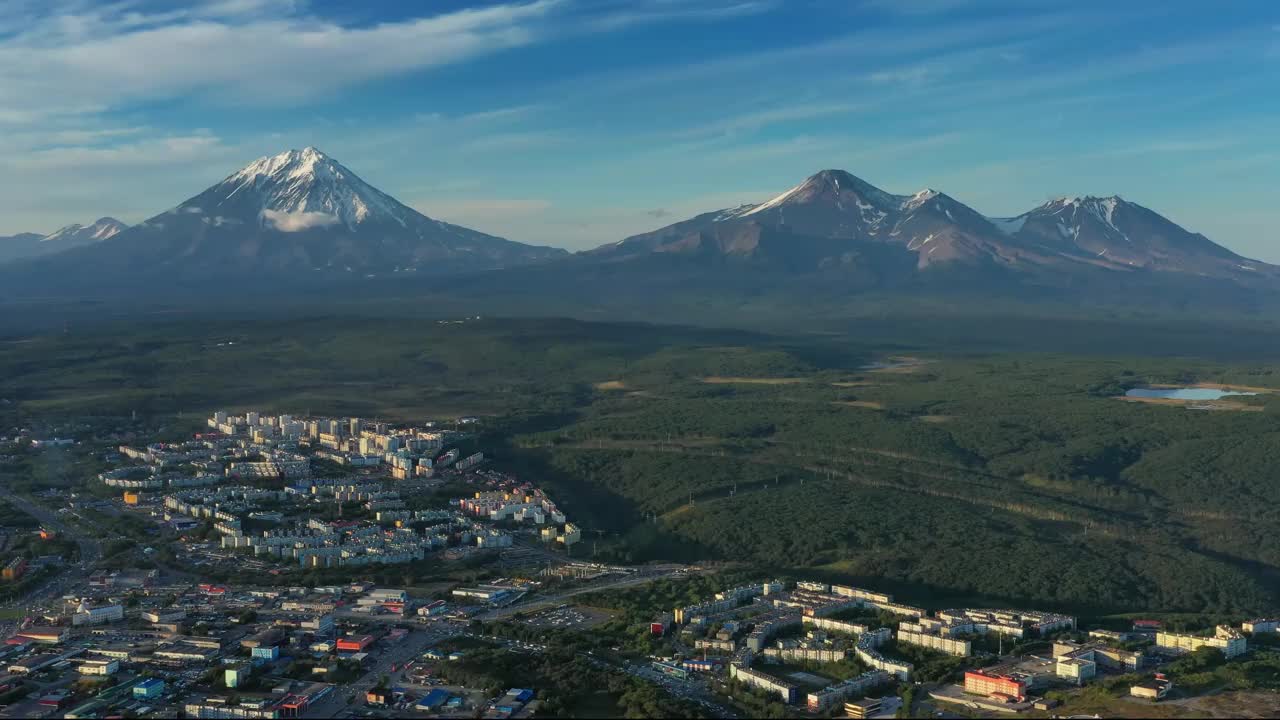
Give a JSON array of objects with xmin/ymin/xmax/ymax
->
[
  {"xmin": 587, "ymin": 168, "xmax": 1275, "ymax": 282},
  {"xmin": 714, "ymin": 169, "xmax": 905, "ymax": 236},
  {"xmin": 590, "ymin": 169, "xmax": 1028, "ymax": 268},
  {"xmin": 992, "ymin": 194, "xmax": 1250, "ymax": 273},
  {"xmin": 10, "ymin": 147, "xmax": 565, "ymax": 280},
  {"xmin": 216, "ymin": 147, "xmax": 416, "ymax": 231}
]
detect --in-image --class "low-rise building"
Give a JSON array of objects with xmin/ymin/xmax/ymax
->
[
  {"xmin": 76, "ymin": 658, "xmax": 120, "ymax": 676},
  {"xmin": 335, "ymin": 635, "xmax": 374, "ymax": 653},
  {"xmin": 451, "ymin": 584, "xmax": 522, "ymax": 605},
  {"xmin": 133, "ymin": 677, "xmax": 165, "ymax": 699},
  {"xmin": 845, "ymin": 697, "xmax": 884, "ymax": 719},
  {"xmin": 72, "ymin": 601, "xmax": 124, "ymax": 626},
  {"xmin": 1130, "ymin": 674, "xmax": 1173, "ymax": 701},
  {"xmin": 805, "ymin": 671, "xmax": 890, "ymax": 711},
  {"xmin": 729, "ymin": 663, "xmax": 797, "ymax": 704},
  {"xmin": 964, "ymin": 670, "xmax": 1027, "ymax": 703},
  {"xmin": 1242, "ymin": 618, "xmax": 1280, "ymax": 634},
  {"xmin": 897, "ymin": 626, "xmax": 971, "ymax": 656},
  {"xmin": 17, "ymin": 626, "xmax": 68, "ymax": 644},
  {"xmin": 1155, "ymin": 626, "xmax": 1246, "ymax": 659},
  {"xmin": 855, "ymin": 628, "xmax": 912, "ymax": 681}
]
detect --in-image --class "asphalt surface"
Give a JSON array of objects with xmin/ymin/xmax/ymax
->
[
  {"xmin": 477, "ymin": 565, "xmax": 692, "ymax": 621},
  {"xmin": 0, "ymin": 488, "xmax": 103, "ymax": 618},
  {"xmin": 302, "ymin": 627, "xmax": 458, "ymax": 719}
]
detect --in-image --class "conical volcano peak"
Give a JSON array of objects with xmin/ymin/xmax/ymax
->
[
  {"xmin": 799, "ymin": 169, "xmax": 897, "ymax": 204},
  {"xmin": 229, "ymin": 146, "xmax": 341, "ymax": 186},
  {"xmin": 206, "ymin": 147, "xmax": 410, "ymax": 228},
  {"xmin": 737, "ymin": 169, "xmax": 903, "ymax": 218}
]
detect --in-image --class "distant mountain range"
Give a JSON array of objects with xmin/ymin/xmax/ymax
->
[
  {"xmin": 587, "ymin": 169, "xmax": 1271, "ymax": 284},
  {"xmin": 1, "ymin": 158, "xmax": 1273, "ymax": 319},
  {"xmin": 0, "ymin": 217, "xmax": 126, "ymax": 264},
  {"xmin": 0, "ymin": 147, "xmax": 563, "ymax": 286}
]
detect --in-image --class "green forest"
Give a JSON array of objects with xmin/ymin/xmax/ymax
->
[{"xmin": 4, "ymin": 316, "xmax": 1280, "ymax": 615}]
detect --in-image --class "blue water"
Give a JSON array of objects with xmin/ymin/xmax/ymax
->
[{"xmin": 1124, "ymin": 387, "xmax": 1258, "ymax": 400}]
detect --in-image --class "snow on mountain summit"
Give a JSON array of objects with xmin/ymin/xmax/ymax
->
[
  {"xmin": 209, "ymin": 146, "xmax": 412, "ymax": 231},
  {"xmin": 20, "ymin": 146, "xmax": 568, "ymax": 278},
  {"xmin": 41, "ymin": 217, "xmax": 126, "ymax": 244}
]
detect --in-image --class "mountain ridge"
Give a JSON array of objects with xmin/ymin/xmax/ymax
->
[
  {"xmin": 0, "ymin": 218, "xmax": 127, "ymax": 264},
  {"xmin": 587, "ymin": 169, "xmax": 1272, "ymax": 282},
  {"xmin": 0, "ymin": 147, "xmax": 564, "ymax": 283}
]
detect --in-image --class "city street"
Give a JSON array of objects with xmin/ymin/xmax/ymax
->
[
  {"xmin": 0, "ymin": 488, "xmax": 103, "ymax": 620},
  {"xmin": 302, "ymin": 627, "xmax": 459, "ymax": 719},
  {"xmin": 477, "ymin": 564, "xmax": 693, "ymax": 621}
]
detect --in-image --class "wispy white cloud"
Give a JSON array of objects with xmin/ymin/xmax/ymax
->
[
  {"xmin": 6, "ymin": 133, "xmax": 228, "ymax": 171},
  {"xmin": 582, "ymin": 0, "xmax": 776, "ymax": 31},
  {"xmin": 669, "ymin": 101, "xmax": 872, "ymax": 142},
  {"xmin": 0, "ymin": 0, "xmax": 564, "ymax": 116}
]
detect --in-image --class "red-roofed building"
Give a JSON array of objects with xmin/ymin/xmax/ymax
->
[
  {"xmin": 279, "ymin": 694, "xmax": 310, "ymax": 717},
  {"xmin": 336, "ymin": 635, "xmax": 374, "ymax": 653}
]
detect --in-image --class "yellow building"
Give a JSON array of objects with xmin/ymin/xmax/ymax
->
[
  {"xmin": 123, "ymin": 491, "xmax": 142, "ymax": 505},
  {"xmin": 1155, "ymin": 626, "xmax": 1247, "ymax": 659}
]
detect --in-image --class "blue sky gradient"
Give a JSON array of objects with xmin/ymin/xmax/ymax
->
[{"xmin": 2, "ymin": 0, "xmax": 1278, "ymax": 258}]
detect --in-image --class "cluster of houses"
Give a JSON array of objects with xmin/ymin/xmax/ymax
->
[{"xmin": 656, "ymin": 578, "xmax": 1267, "ymax": 713}]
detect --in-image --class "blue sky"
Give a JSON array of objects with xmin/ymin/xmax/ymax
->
[{"xmin": 2, "ymin": 0, "xmax": 1278, "ymax": 259}]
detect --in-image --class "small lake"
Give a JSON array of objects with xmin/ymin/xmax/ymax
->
[{"xmin": 1124, "ymin": 387, "xmax": 1258, "ymax": 401}]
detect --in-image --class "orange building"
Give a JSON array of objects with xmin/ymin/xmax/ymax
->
[
  {"xmin": 2, "ymin": 557, "xmax": 27, "ymax": 581},
  {"xmin": 336, "ymin": 635, "xmax": 375, "ymax": 653},
  {"xmin": 123, "ymin": 491, "xmax": 142, "ymax": 505},
  {"xmin": 964, "ymin": 670, "xmax": 1027, "ymax": 702}
]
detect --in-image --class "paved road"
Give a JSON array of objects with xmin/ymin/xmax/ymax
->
[
  {"xmin": 0, "ymin": 488, "xmax": 103, "ymax": 614},
  {"xmin": 0, "ymin": 489, "xmax": 102, "ymax": 564},
  {"xmin": 477, "ymin": 566, "xmax": 693, "ymax": 621},
  {"xmin": 302, "ymin": 628, "xmax": 459, "ymax": 719}
]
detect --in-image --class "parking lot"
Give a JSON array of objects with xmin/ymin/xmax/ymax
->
[{"xmin": 517, "ymin": 604, "xmax": 613, "ymax": 630}]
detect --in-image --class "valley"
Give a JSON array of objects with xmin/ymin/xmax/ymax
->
[{"xmin": 5, "ymin": 316, "xmax": 1280, "ymax": 618}]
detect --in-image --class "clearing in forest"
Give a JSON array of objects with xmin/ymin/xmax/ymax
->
[
  {"xmin": 701, "ymin": 376, "xmax": 810, "ymax": 385},
  {"xmin": 1119, "ymin": 396, "xmax": 1264, "ymax": 412},
  {"xmin": 832, "ymin": 400, "xmax": 884, "ymax": 410}
]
